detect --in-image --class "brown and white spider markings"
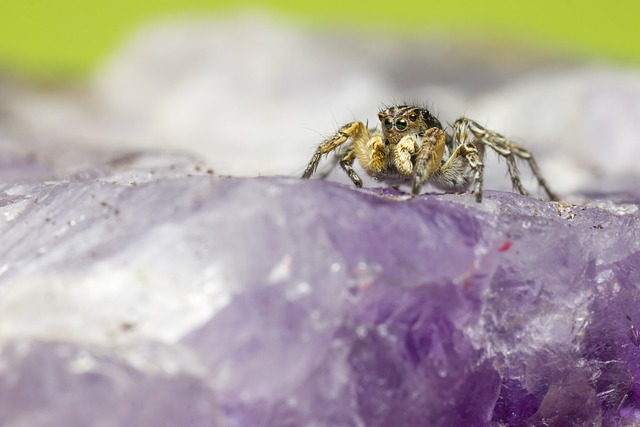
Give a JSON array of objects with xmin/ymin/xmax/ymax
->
[{"xmin": 301, "ymin": 104, "xmax": 558, "ymax": 202}]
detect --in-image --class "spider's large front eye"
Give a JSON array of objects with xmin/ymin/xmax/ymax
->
[
  {"xmin": 384, "ymin": 118, "xmax": 393, "ymax": 130},
  {"xmin": 395, "ymin": 119, "xmax": 408, "ymax": 131}
]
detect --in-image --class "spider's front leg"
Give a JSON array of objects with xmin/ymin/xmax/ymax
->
[
  {"xmin": 411, "ymin": 127, "xmax": 447, "ymax": 196},
  {"xmin": 338, "ymin": 150, "xmax": 364, "ymax": 188},
  {"xmin": 302, "ymin": 121, "xmax": 369, "ymax": 187}
]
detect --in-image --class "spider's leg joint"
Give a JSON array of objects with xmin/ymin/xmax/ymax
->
[
  {"xmin": 302, "ymin": 121, "xmax": 367, "ymax": 180},
  {"xmin": 451, "ymin": 117, "xmax": 556, "ymax": 202},
  {"xmin": 464, "ymin": 145, "xmax": 484, "ymax": 201},
  {"xmin": 340, "ymin": 150, "xmax": 363, "ymax": 188}
]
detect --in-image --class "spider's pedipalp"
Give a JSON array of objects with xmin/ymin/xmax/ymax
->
[
  {"xmin": 393, "ymin": 135, "xmax": 419, "ymax": 176},
  {"xmin": 353, "ymin": 133, "xmax": 386, "ymax": 177}
]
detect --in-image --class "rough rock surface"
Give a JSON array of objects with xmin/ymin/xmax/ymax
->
[{"xmin": 1, "ymin": 149, "xmax": 640, "ymax": 426}]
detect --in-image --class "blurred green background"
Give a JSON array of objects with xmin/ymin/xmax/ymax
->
[{"xmin": 1, "ymin": 0, "xmax": 639, "ymax": 78}]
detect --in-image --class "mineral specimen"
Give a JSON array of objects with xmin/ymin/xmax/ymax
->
[{"xmin": 0, "ymin": 150, "xmax": 639, "ymax": 425}]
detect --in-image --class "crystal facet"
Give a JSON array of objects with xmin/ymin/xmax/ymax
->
[{"xmin": 1, "ymin": 153, "xmax": 639, "ymax": 425}]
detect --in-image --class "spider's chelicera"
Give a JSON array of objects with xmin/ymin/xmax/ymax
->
[{"xmin": 301, "ymin": 104, "xmax": 557, "ymax": 202}]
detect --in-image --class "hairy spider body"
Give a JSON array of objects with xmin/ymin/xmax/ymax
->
[{"xmin": 301, "ymin": 104, "xmax": 557, "ymax": 202}]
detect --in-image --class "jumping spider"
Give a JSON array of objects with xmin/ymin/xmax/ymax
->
[{"xmin": 301, "ymin": 104, "xmax": 557, "ymax": 202}]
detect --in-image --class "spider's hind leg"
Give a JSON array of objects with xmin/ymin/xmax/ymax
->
[
  {"xmin": 510, "ymin": 146, "xmax": 559, "ymax": 201},
  {"xmin": 505, "ymin": 155, "xmax": 529, "ymax": 196},
  {"xmin": 463, "ymin": 145, "xmax": 484, "ymax": 203},
  {"xmin": 454, "ymin": 118, "xmax": 557, "ymax": 201}
]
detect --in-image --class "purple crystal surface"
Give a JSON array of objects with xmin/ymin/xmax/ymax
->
[{"xmin": 1, "ymin": 152, "xmax": 639, "ymax": 425}]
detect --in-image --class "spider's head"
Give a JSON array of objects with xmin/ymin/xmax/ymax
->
[{"xmin": 378, "ymin": 105, "xmax": 442, "ymax": 145}]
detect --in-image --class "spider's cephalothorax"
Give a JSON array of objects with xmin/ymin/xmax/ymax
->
[
  {"xmin": 301, "ymin": 104, "xmax": 557, "ymax": 202},
  {"xmin": 378, "ymin": 105, "xmax": 443, "ymax": 145}
]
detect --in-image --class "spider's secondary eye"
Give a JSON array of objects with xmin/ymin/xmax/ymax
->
[
  {"xmin": 395, "ymin": 119, "xmax": 408, "ymax": 131},
  {"xmin": 408, "ymin": 113, "xmax": 418, "ymax": 122},
  {"xmin": 384, "ymin": 119, "xmax": 393, "ymax": 130}
]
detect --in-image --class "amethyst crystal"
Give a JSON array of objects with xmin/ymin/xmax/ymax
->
[{"xmin": 1, "ymin": 151, "xmax": 639, "ymax": 426}]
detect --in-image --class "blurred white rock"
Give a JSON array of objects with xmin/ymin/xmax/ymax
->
[
  {"xmin": 1, "ymin": 13, "xmax": 640, "ymax": 195},
  {"xmin": 92, "ymin": 15, "xmax": 393, "ymax": 176},
  {"xmin": 470, "ymin": 67, "xmax": 640, "ymax": 193}
]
